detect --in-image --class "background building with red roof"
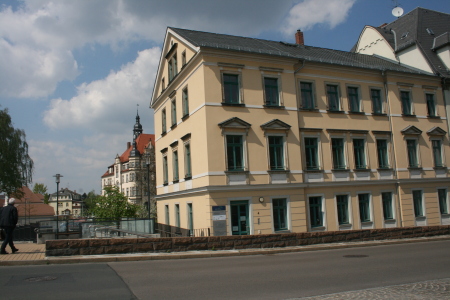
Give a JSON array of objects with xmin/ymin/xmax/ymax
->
[{"xmin": 101, "ymin": 112, "xmax": 156, "ymax": 214}]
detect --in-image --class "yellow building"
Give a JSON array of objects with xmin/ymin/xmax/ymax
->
[{"xmin": 150, "ymin": 27, "xmax": 450, "ymax": 236}]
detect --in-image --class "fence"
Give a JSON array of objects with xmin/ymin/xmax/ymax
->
[{"xmin": 155, "ymin": 223, "xmax": 210, "ymax": 237}]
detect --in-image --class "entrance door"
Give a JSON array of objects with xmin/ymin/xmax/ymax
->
[{"xmin": 231, "ymin": 201, "xmax": 249, "ymax": 235}]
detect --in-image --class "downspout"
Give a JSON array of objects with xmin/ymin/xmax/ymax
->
[
  {"xmin": 294, "ymin": 60, "xmax": 306, "ymax": 182},
  {"xmin": 383, "ymin": 70, "xmax": 402, "ymax": 227},
  {"xmin": 441, "ymin": 77, "xmax": 450, "ymax": 139},
  {"xmin": 390, "ymin": 29, "xmax": 401, "ymax": 63}
]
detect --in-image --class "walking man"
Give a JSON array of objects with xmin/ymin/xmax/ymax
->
[{"xmin": 0, "ymin": 198, "xmax": 19, "ymax": 254}]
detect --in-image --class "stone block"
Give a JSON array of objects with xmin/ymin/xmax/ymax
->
[
  {"xmin": 137, "ymin": 238, "xmax": 161, "ymax": 243},
  {"xmin": 187, "ymin": 243, "xmax": 208, "ymax": 251},
  {"xmin": 67, "ymin": 239, "xmax": 89, "ymax": 249},
  {"xmin": 153, "ymin": 241, "xmax": 172, "ymax": 250},
  {"xmin": 90, "ymin": 239, "xmax": 109, "ymax": 247},
  {"xmin": 46, "ymin": 240, "xmax": 69, "ymax": 250},
  {"xmin": 208, "ymin": 236, "xmax": 221, "ymax": 242},
  {"xmin": 192, "ymin": 237, "xmax": 208, "ymax": 243},
  {"xmin": 133, "ymin": 243, "xmax": 154, "ymax": 253},
  {"xmin": 104, "ymin": 245, "xmax": 133, "ymax": 254},
  {"xmin": 172, "ymin": 237, "xmax": 192, "ymax": 245},
  {"xmin": 110, "ymin": 238, "xmax": 137, "ymax": 245}
]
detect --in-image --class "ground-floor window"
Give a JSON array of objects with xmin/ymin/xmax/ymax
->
[
  {"xmin": 231, "ymin": 201, "xmax": 249, "ymax": 235},
  {"xmin": 438, "ymin": 189, "xmax": 448, "ymax": 214},
  {"xmin": 413, "ymin": 190, "xmax": 424, "ymax": 217},
  {"xmin": 273, "ymin": 198, "xmax": 288, "ymax": 231},
  {"xmin": 336, "ymin": 195, "xmax": 349, "ymax": 225},
  {"xmin": 358, "ymin": 193, "xmax": 371, "ymax": 222},
  {"xmin": 309, "ymin": 196, "xmax": 323, "ymax": 228},
  {"xmin": 382, "ymin": 192, "xmax": 394, "ymax": 220}
]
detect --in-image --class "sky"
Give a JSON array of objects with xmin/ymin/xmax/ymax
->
[{"xmin": 1, "ymin": 0, "xmax": 449, "ymax": 195}]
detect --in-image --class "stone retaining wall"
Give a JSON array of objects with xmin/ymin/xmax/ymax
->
[{"xmin": 45, "ymin": 225, "xmax": 450, "ymax": 256}]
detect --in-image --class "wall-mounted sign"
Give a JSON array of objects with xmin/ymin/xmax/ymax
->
[{"xmin": 212, "ymin": 205, "xmax": 227, "ymax": 236}]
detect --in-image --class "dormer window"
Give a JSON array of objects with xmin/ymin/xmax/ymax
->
[
  {"xmin": 426, "ymin": 28, "xmax": 434, "ymax": 35},
  {"xmin": 401, "ymin": 32, "xmax": 409, "ymax": 39},
  {"xmin": 168, "ymin": 53, "xmax": 178, "ymax": 82}
]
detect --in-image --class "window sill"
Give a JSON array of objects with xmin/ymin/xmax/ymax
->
[
  {"xmin": 415, "ymin": 216, "xmax": 426, "ymax": 220},
  {"xmin": 268, "ymin": 169, "xmax": 289, "ymax": 174},
  {"xmin": 339, "ymin": 223, "xmax": 352, "ymax": 228},
  {"xmin": 163, "ymin": 183, "xmax": 168, "ymax": 186},
  {"xmin": 441, "ymin": 213, "xmax": 450, "ymax": 217},
  {"xmin": 274, "ymin": 229, "xmax": 290, "ymax": 233},
  {"xmin": 170, "ymin": 124, "xmax": 177, "ymax": 130},
  {"xmin": 184, "ymin": 176, "xmax": 192, "ymax": 180},
  {"xmin": 172, "ymin": 180, "xmax": 179, "ymax": 184},
  {"xmin": 427, "ymin": 116, "xmax": 440, "ymax": 119},
  {"xmin": 161, "ymin": 131, "xmax": 167, "ymax": 137},
  {"xmin": 433, "ymin": 166, "xmax": 446, "ymax": 170},
  {"xmin": 225, "ymin": 170, "xmax": 249, "ymax": 174},
  {"xmin": 353, "ymin": 168, "xmax": 369, "ymax": 172},
  {"xmin": 221, "ymin": 102, "xmax": 245, "ymax": 107},
  {"xmin": 181, "ymin": 114, "xmax": 189, "ymax": 121},
  {"xmin": 377, "ymin": 168, "xmax": 392, "ymax": 171},
  {"xmin": 361, "ymin": 221, "xmax": 373, "ymax": 225},
  {"xmin": 402, "ymin": 114, "xmax": 416, "ymax": 117},
  {"xmin": 348, "ymin": 111, "xmax": 365, "ymax": 115},
  {"xmin": 332, "ymin": 169, "xmax": 349, "ymax": 172},
  {"xmin": 311, "ymin": 226, "xmax": 325, "ymax": 231},
  {"xmin": 304, "ymin": 169, "xmax": 323, "ymax": 173},
  {"xmin": 327, "ymin": 110, "xmax": 345, "ymax": 114},
  {"xmin": 372, "ymin": 113, "xmax": 387, "ymax": 116},
  {"xmin": 300, "ymin": 108, "xmax": 319, "ymax": 112},
  {"xmin": 263, "ymin": 105, "xmax": 285, "ymax": 109},
  {"xmin": 384, "ymin": 219, "xmax": 396, "ymax": 223},
  {"xmin": 408, "ymin": 167, "xmax": 422, "ymax": 170}
]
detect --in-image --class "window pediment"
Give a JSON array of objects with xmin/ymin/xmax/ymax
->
[
  {"xmin": 260, "ymin": 119, "xmax": 291, "ymax": 131},
  {"xmin": 427, "ymin": 126, "xmax": 447, "ymax": 136},
  {"xmin": 401, "ymin": 125, "xmax": 422, "ymax": 135},
  {"xmin": 219, "ymin": 117, "xmax": 251, "ymax": 130}
]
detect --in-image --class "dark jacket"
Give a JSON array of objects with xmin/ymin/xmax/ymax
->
[{"xmin": 0, "ymin": 204, "xmax": 18, "ymax": 228}]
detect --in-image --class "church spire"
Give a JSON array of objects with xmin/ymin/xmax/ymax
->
[{"xmin": 130, "ymin": 105, "xmax": 143, "ymax": 157}]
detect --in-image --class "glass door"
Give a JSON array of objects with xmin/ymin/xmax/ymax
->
[{"xmin": 231, "ymin": 201, "xmax": 249, "ymax": 235}]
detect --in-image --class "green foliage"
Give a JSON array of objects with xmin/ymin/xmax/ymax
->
[
  {"xmin": 0, "ymin": 107, "xmax": 34, "ymax": 197},
  {"xmin": 90, "ymin": 186, "xmax": 139, "ymax": 220},
  {"xmin": 33, "ymin": 183, "xmax": 48, "ymax": 195},
  {"xmin": 82, "ymin": 190, "xmax": 98, "ymax": 216}
]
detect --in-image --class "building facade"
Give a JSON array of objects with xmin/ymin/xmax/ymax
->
[
  {"xmin": 49, "ymin": 188, "xmax": 84, "ymax": 217},
  {"xmin": 150, "ymin": 24, "xmax": 450, "ymax": 235},
  {"xmin": 101, "ymin": 113, "xmax": 156, "ymax": 212}
]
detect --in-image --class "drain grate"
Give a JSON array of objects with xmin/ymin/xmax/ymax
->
[
  {"xmin": 25, "ymin": 276, "xmax": 57, "ymax": 282},
  {"xmin": 343, "ymin": 254, "xmax": 368, "ymax": 258}
]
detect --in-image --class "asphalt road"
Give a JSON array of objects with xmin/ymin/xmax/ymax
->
[{"xmin": 0, "ymin": 240, "xmax": 449, "ymax": 299}]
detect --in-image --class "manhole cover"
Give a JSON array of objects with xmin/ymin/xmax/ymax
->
[
  {"xmin": 343, "ymin": 255, "xmax": 368, "ymax": 258},
  {"xmin": 25, "ymin": 276, "xmax": 57, "ymax": 282}
]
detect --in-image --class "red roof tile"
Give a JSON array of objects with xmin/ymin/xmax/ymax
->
[{"xmin": 10, "ymin": 186, "xmax": 55, "ymax": 217}]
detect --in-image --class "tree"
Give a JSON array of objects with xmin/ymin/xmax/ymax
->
[
  {"xmin": 90, "ymin": 186, "xmax": 140, "ymax": 220},
  {"xmin": 33, "ymin": 183, "xmax": 47, "ymax": 194},
  {"xmin": 0, "ymin": 107, "xmax": 34, "ymax": 197},
  {"xmin": 82, "ymin": 190, "xmax": 98, "ymax": 217}
]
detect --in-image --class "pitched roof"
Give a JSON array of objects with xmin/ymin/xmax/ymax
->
[
  {"xmin": 355, "ymin": 7, "xmax": 450, "ymax": 77},
  {"xmin": 119, "ymin": 133, "xmax": 155, "ymax": 163},
  {"xmin": 11, "ymin": 186, "xmax": 55, "ymax": 217},
  {"xmin": 169, "ymin": 27, "xmax": 429, "ymax": 75}
]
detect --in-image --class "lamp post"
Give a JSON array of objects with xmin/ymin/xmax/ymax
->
[
  {"xmin": 53, "ymin": 173, "xmax": 63, "ymax": 239},
  {"xmin": 144, "ymin": 148, "xmax": 153, "ymax": 234}
]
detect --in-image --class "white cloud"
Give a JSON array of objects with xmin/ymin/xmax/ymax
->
[
  {"xmin": 43, "ymin": 47, "xmax": 160, "ymax": 133},
  {"xmin": 281, "ymin": 0, "xmax": 357, "ymax": 36}
]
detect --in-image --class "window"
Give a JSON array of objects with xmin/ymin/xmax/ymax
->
[
  {"xmin": 438, "ymin": 189, "xmax": 448, "ymax": 214},
  {"xmin": 382, "ymin": 192, "xmax": 394, "ymax": 220},
  {"xmin": 432, "ymin": 140, "xmax": 443, "ymax": 167},
  {"xmin": 331, "ymin": 138, "xmax": 346, "ymax": 169},
  {"xmin": 326, "ymin": 84, "xmax": 340, "ymax": 111},
  {"xmin": 162, "ymin": 78, "xmax": 165, "ymax": 91},
  {"xmin": 264, "ymin": 77, "xmax": 279, "ymax": 106},
  {"xmin": 187, "ymin": 203, "xmax": 193, "ymax": 232},
  {"xmin": 426, "ymin": 93, "xmax": 436, "ymax": 117},
  {"xmin": 358, "ymin": 194, "xmax": 371, "ymax": 222},
  {"xmin": 171, "ymin": 99, "xmax": 177, "ymax": 126},
  {"xmin": 406, "ymin": 139, "xmax": 419, "ymax": 168},
  {"xmin": 347, "ymin": 86, "xmax": 360, "ymax": 112},
  {"xmin": 223, "ymin": 74, "xmax": 240, "ymax": 104},
  {"xmin": 336, "ymin": 195, "xmax": 349, "ymax": 225},
  {"xmin": 401, "ymin": 91, "xmax": 413, "ymax": 115},
  {"xmin": 268, "ymin": 136, "xmax": 284, "ymax": 170},
  {"xmin": 182, "ymin": 87, "xmax": 189, "ymax": 117},
  {"xmin": 377, "ymin": 139, "xmax": 389, "ymax": 169},
  {"xmin": 309, "ymin": 196, "xmax": 323, "ymax": 228},
  {"xmin": 184, "ymin": 143, "xmax": 192, "ymax": 178},
  {"xmin": 226, "ymin": 135, "xmax": 244, "ymax": 171},
  {"xmin": 371, "ymin": 89, "xmax": 383, "ymax": 114},
  {"xmin": 162, "ymin": 109, "xmax": 167, "ymax": 134},
  {"xmin": 168, "ymin": 54, "xmax": 177, "ymax": 82},
  {"xmin": 163, "ymin": 156, "xmax": 168, "ymax": 184},
  {"xmin": 165, "ymin": 205, "xmax": 170, "ymax": 225},
  {"xmin": 273, "ymin": 198, "xmax": 287, "ymax": 231},
  {"xmin": 413, "ymin": 190, "xmax": 424, "ymax": 217},
  {"xmin": 175, "ymin": 204, "xmax": 180, "ymax": 227},
  {"xmin": 353, "ymin": 139, "xmax": 366, "ymax": 169},
  {"xmin": 300, "ymin": 82, "xmax": 314, "ymax": 109},
  {"xmin": 304, "ymin": 137, "xmax": 319, "ymax": 170},
  {"xmin": 173, "ymin": 151, "xmax": 179, "ymax": 181}
]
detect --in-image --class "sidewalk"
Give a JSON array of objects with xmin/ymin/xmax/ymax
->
[{"xmin": 1, "ymin": 235, "xmax": 449, "ymax": 266}]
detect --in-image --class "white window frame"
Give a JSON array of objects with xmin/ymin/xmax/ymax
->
[
  {"xmin": 270, "ymin": 196, "xmax": 291, "ymax": 233},
  {"xmin": 335, "ymin": 193, "xmax": 352, "ymax": 230},
  {"xmin": 298, "ymin": 80, "xmax": 317, "ymax": 110},
  {"xmin": 346, "ymin": 84, "xmax": 362, "ymax": 113},
  {"xmin": 221, "ymin": 71, "xmax": 243, "ymax": 104},
  {"xmin": 306, "ymin": 194, "xmax": 326, "ymax": 231},
  {"xmin": 224, "ymin": 132, "xmax": 248, "ymax": 171},
  {"xmin": 265, "ymin": 133, "xmax": 288, "ymax": 171},
  {"xmin": 437, "ymin": 187, "xmax": 449, "ymax": 216},
  {"xmin": 380, "ymin": 190, "xmax": 396, "ymax": 224},
  {"xmin": 330, "ymin": 134, "xmax": 348, "ymax": 170},
  {"xmin": 430, "ymin": 137, "xmax": 445, "ymax": 168},
  {"xmin": 369, "ymin": 87, "xmax": 385, "ymax": 114},
  {"xmin": 351, "ymin": 136, "xmax": 368, "ymax": 170},
  {"xmin": 262, "ymin": 74, "xmax": 283, "ymax": 107},
  {"xmin": 399, "ymin": 88, "xmax": 414, "ymax": 116},
  {"xmin": 412, "ymin": 188, "xmax": 426, "ymax": 220},
  {"xmin": 424, "ymin": 91, "xmax": 437, "ymax": 117},
  {"xmin": 227, "ymin": 197, "xmax": 253, "ymax": 235},
  {"xmin": 356, "ymin": 191, "xmax": 373, "ymax": 225},
  {"xmin": 375, "ymin": 137, "xmax": 392, "ymax": 169},
  {"xmin": 405, "ymin": 137, "xmax": 421, "ymax": 168},
  {"xmin": 303, "ymin": 134, "xmax": 322, "ymax": 170},
  {"xmin": 325, "ymin": 82, "xmax": 342, "ymax": 111}
]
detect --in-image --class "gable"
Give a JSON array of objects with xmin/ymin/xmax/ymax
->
[
  {"xmin": 355, "ymin": 26, "xmax": 397, "ymax": 61},
  {"xmin": 427, "ymin": 126, "xmax": 447, "ymax": 136},
  {"xmin": 401, "ymin": 125, "xmax": 422, "ymax": 135},
  {"xmin": 260, "ymin": 119, "xmax": 291, "ymax": 131}
]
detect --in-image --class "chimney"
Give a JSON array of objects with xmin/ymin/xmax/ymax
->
[
  {"xmin": 295, "ymin": 29, "xmax": 304, "ymax": 45},
  {"xmin": 127, "ymin": 142, "xmax": 131, "ymax": 149}
]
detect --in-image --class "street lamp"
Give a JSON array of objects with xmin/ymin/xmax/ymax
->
[
  {"xmin": 144, "ymin": 150, "xmax": 151, "ymax": 220},
  {"xmin": 53, "ymin": 173, "xmax": 63, "ymax": 239}
]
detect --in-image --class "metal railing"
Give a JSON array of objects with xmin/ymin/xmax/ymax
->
[{"xmin": 155, "ymin": 223, "xmax": 210, "ymax": 237}]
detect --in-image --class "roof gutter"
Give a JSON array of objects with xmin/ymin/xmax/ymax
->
[{"xmin": 294, "ymin": 60, "xmax": 305, "ymax": 74}]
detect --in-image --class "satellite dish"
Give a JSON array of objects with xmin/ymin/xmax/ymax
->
[{"xmin": 392, "ymin": 6, "xmax": 404, "ymax": 17}]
